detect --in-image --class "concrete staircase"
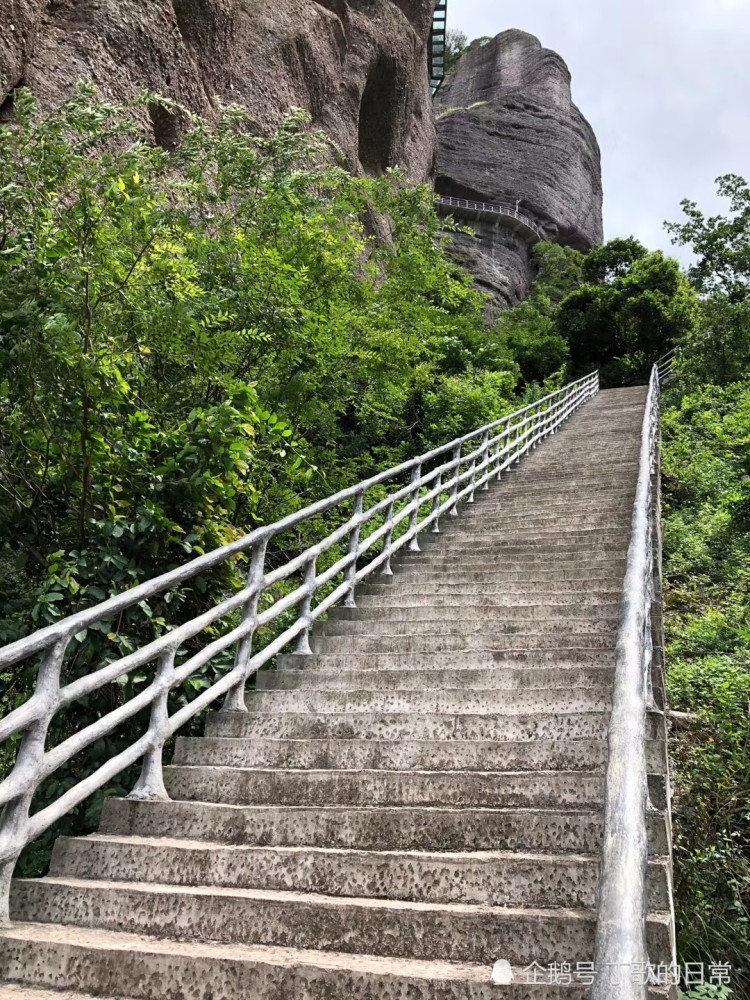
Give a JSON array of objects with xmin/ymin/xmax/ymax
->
[{"xmin": 0, "ymin": 387, "xmax": 672, "ymax": 999}]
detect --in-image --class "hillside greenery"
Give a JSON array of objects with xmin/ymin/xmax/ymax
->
[
  {"xmin": 663, "ymin": 176, "xmax": 750, "ymax": 998},
  {"xmin": 0, "ymin": 88, "xmax": 746, "ymax": 997}
]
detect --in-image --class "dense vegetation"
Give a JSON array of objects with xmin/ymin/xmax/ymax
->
[
  {"xmin": 0, "ymin": 88, "xmax": 746, "ymax": 998},
  {"xmin": 662, "ymin": 177, "xmax": 750, "ymax": 998},
  {"xmin": 0, "ymin": 86, "xmax": 533, "ymax": 866}
]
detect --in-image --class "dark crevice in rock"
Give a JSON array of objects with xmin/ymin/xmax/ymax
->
[
  {"xmin": 0, "ymin": 0, "xmax": 436, "ymax": 184},
  {"xmin": 0, "ymin": 78, "xmax": 25, "ymax": 122},
  {"xmin": 358, "ymin": 55, "xmax": 400, "ymax": 175},
  {"xmin": 148, "ymin": 101, "xmax": 184, "ymax": 150}
]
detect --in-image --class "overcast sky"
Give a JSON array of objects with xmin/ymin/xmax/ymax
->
[{"xmin": 450, "ymin": 0, "xmax": 750, "ymax": 264}]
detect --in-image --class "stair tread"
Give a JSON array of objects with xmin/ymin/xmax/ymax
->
[
  {"xmin": 0, "ymin": 987, "xmax": 139, "ymax": 1000},
  {"xmin": 18, "ymin": 876, "xmax": 601, "ymax": 919},
  {"xmin": 0, "ymin": 922, "xmax": 499, "ymax": 982},
  {"xmin": 65, "ymin": 833, "xmax": 605, "ymax": 863}
]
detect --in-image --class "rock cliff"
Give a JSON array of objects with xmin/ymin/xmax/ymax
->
[
  {"xmin": 0, "ymin": 0, "xmax": 436, "ymax": 182},
  {"xmin": 435, "ymin": 29, "xmax": 603, "ymax": 313}
]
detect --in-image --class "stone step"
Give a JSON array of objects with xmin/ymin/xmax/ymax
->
[
  {"xmin": 8, "ymin": 878, "xmax": 673, "ymax": 967},
  {"xmin": 207, "ymin": 709, "xmax": 663, "ymax": 742},
  {"xmin": 243, "ymin": 689, "xmax": 612, "ymax": 716},
  {"xmin": 0, "ymin": 924, "xmax": 669, "ymax": 1000},
  {"xmin": 353, "ymin": 592, "xmax": 621, "ymax": 607},
  {"xmin": 276, "ymin": 650, "xmax": 617, "ymax": 671},
  {"xmin": 309, "ymin": 634, "xmax": 616, "ymax": 654},
  {"xmin": 393, "ymin": 544, "xmax": 627, "ymax": 558},
  {"xmin": 354, "ymin": 581, "xmax": 623, "ymax": 597},
  {"xmin": 328, "ymin": 594, "xmax": 620, "ymax": 627},
  {"xmin": 49, "ymin": 835, "xmax": 672, "ymax": 910},
  {"xmin": 399, "ymin": 537, "xmax": 628, "ymax": 554},
  {"xmin": 162, "ymin": 766, "xmax": 607, "ymax": 809},
  {"xmin": 256, "ymin": 665, "xmax": 615, "ymax": 691},
  {"xmin": 414, "ymin": 533, "xmax": 630, "ymax": 549},
  {"xmin": 408, "ymin": 531, "xmax": 632, "ymax": 549},
  {"xmin": 455, "ymin": 486, "xmax": 636, "ymax": 503},
  {"xmin": 320, "ymin": 610, "xmax": 619, "ymax": 629},
  {"xmin": 315, "ymin": 618, "xmax": 618, "ymax": 637},
  {"xmin": 175, "ymin": 736, "xmax": 668, "ymax": 774},
  {"xmin": 453, "ymin": 505, "xmax": 633, "ymax": 524},
  {"xmin": 99, "ymin": 798, "xmax": 671, "ymax": 855},
  {"xmin": 380, "ymin": 567, "xmax": 625, "ymax": 583},
  {"xmin": 0, "ymin": 987, "xmax": 138, "ymax": 1000}
]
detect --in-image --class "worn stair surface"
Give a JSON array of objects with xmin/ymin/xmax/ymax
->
[{"xmin": 1, "ymin": 386, "xmax": 673, "ymax": 999}]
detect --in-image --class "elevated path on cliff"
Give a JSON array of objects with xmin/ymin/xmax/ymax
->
[{"xmin": 436, "ymin": 194, "xmax": 544, "ymax": 244}]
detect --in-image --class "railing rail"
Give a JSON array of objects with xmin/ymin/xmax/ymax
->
[
  {"xmin": 656, "ymin": 346, "xmax": 678, "ymax": 384},
  {"xmin": 435, "ymin": 195, "xmax": 543, "ymax": 242},
  {"xmin": 0, "ymin": 370, "xmax": 599, "ymax": 922},
  {"xmin": 591, "ymin": 364, "xmax": 663, "ymax": 999}
]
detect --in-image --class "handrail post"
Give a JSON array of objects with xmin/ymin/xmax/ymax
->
[
  {"xmin": 449, "ymin": 442, "xmax": 462, "ymax": 516},
  {"xmin": 127, "ymin": 647, "xmax": 177, "ymax": 802},
  {"xmin": 0, "ymin": 637, "xmax": 67, "ymax": 925},
  {"xmin": 480, "ymin": 430, "xmax": 491, "ymax": 490},
  {"xmin": 514, "ymin": 414, "xmax": 524, "ymax": 464},
  {"xmin": 221, "ymin": 538, "xmax": 269, "ymax": 711},
  {"xmin": 379, "ymin": 500, "xmax": 396, "ymax": 575},
  {"xmin": 343, "ymin": 490, "xmax": 365, "ymax": 608},
  {"xmin": 294, "ymin": 555, "xmax": 318, "ymax": 654},
  {"xmin": 431, "ymin": 470, "xmax": 443, "ymax": 533},
  {"xmin": 467, "ymin": 449, "xmax": 478, "ymax": 503},
  {"xmin": 408, "ymin": 463, "xmax": 422, "ymax": 551}
]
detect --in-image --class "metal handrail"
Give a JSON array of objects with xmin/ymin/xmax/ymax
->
[
  {"xmin": 435, "ymin": 195, "xmax": 543, "ymax": 242},
  {"xmin": 591, "ymin": 365, "xmax": 661, "ymax": 999},
  {"xmin": 0, "ymin": 370, "xmax": 599, "ymax": 922},
  {"xmin": 656, "ymin": 347, "xmax": 678, "ymax": 385}
]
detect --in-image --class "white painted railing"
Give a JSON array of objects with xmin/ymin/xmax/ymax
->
[
  {"xmin": 591, "ymin": 364, "xmax": 665, "ymax": 998},
  {"xmin": 435, "ymin": 195, "xmax": 543, "ymax": 242},
  {"xmin": 0, "ymin": 371, "xmax": 599, "ymax": 923}
]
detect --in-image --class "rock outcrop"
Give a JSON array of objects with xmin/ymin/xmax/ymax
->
[
  {"xmin": 0, "ymin": 0, "xmax": 437, "ymax": 182},
  {"xmin": 435, "ymin": 29, "xmax": 603, "ymax": 314}
]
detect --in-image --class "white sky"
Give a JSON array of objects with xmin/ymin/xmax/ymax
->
[{"xmin": 449, "ymin": 0, "xmax": 750, "ymax": 263}]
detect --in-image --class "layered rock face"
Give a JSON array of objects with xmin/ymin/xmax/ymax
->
[
  {"xmin": 435, "ymin": 29, "xmax": 603, "ymax": 313},
  {"xmin": 0, "ymin": 0, "xmax": 436, "ymax": 181}
]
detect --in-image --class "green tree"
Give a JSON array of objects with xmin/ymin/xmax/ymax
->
[
  {"xmin": 557, "ymin": 244, "xmax": 699, "ymax": 385},
  {"xmin": 0, "ymin": 87, "xmax": 533, "ymax": 869},
  {"xmin": 667, "ymin": 174, "xmax": 750, "ymax": 386},
  {"xmin": 662, "ymin": 175, "xmax": 750, "ymax": 995}
]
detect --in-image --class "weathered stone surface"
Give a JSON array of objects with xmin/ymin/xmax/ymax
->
[
  {"xmin": 435, "ymin": 29, "xmax": 603, "ymax": 313},
  {"xmin": 0, "ymin": 0, "xmax": 436, "ymax": 181}
]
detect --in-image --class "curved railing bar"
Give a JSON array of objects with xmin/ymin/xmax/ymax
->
[
  {"xmin": 591, "ymin": 365, "xmax": 661, "ymax": 999},
  {"xmin": 656, "ymin": 346, "xmax": 679, "ymax": 384},
  {"xmin": 0, "ymin": 370, "xmax": 599, "ymax": 922},
  {"xmin": 435, "ymin": 195, "xmax": 543, "ymax": 242}
]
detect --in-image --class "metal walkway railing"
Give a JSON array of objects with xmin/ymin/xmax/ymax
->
[
  {"xmin": 435, "ymin": 195, "xmax": 543, "ymax": 243},
  {"xmin": 0, "ymin": 371, "xmax": 599, "ymax": 922}
]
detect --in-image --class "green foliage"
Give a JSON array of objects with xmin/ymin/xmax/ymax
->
[
  {"xmin": 680, "ymin": 988, "xmax": 734, "ymax": 1000},
  {"xmin": 663, "ymin": 177, "xmax": 750, "ymax": 996},
  {"xmin": 666, "ymin": 174, "xmax": 750, "ymax": 303},
  {"xmin": 663, "ymin": 381, "xmax": 750, "ymax": 994},
  {"xmin": 559, "ymin": 246, "xmax": 699, "ymax": 386},
  {"xmin": 0, "ymin": 86, "xmax": 527, "ymax": 870},
  {"xmin": 492, "ymin": 238, "xmax": 695, "ymax": 389}
]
